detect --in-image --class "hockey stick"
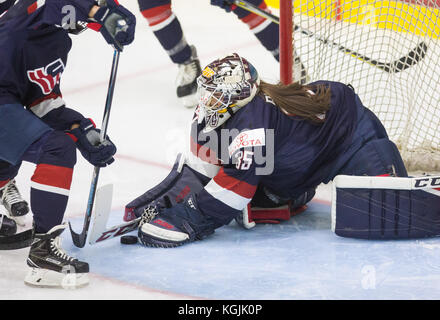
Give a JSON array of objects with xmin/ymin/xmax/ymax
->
[
  {"xmin": 69, "ymin": 48, "xmax": 121, "ymax": 248},
  {"xmin": 230, "ymin": 0, "xmax": 428, "ymax": 73},
  {"xmin": 88, "ymin": 184, "xmax": 140, "ymax": 244},
  {"xmin": 0, "ymin": 229, "xmax": 33, "ymax": 250},
  {"xmin": 88, "ymin": 154, "xmax": 187, "ymax": 244}
]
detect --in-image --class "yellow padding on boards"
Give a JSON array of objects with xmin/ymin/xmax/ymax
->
[
  {"xmin": 266, "ymin": 0, "xmax": 280, "ymax": 8},
  {"xmin": 265, "ymin": 0, "xmax": 439, "ymax": 39}
]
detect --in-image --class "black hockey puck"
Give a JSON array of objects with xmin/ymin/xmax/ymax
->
[{"xmin": 120, "ymin": 235, "xmax": 138, "ymax": 245}]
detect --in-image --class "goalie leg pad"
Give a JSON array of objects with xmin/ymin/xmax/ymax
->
[{"xmin": 333, "ymin": 176, "xmax": 440, "ymax": 239}]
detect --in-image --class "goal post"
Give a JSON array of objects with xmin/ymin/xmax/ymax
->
[
  {"xmin": 279, "ymin": 0, "xmax": 293, "ymax": 84},
  {"xmin": 279, "ymin": 0, "xmax": 440, "ymax": 172}
]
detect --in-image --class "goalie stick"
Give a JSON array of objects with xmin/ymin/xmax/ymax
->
[
  {"xmin": 87, "ymin": 154, "xmax": 187, "ymax": 244},
  {"xmin": 69, "ymin": 48, "xmax": 121, "ymax": 248},
  {"xmin": 230, "ymin": 0, "xmax": 428, "ymax": 73},
  {"xmin": 88, "ymin": 184, "xmax": 140, "ymax": 244}
]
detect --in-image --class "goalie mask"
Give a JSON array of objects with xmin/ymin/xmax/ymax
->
[{"xmin": 196, "ymin": 53, "xmax": 260, "ymax": 132}]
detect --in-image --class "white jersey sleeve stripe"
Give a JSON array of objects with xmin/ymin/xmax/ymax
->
[
  {"xmin": 30, "ymin": 96, "xmax": 65, "ymax": 118},
  {"xmin": 204, "ymin": 179, "xmax": 251, "ymax": 211},
  {"xmin": 185, "ymin": 151, "xmax": 220, "ymax": 179}
]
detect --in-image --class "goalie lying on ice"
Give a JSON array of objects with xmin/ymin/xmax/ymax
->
[{"xmin": 127, "ymin": 53, "xmax": 416, "ymax": 248}]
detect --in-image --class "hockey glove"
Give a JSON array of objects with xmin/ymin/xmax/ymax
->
[
  {"xmin": 70, "ymin": 118, "xmax": 116, "ymax": 167},
  {"xmin": 93, "ymin": 0, "xmax": 136, "ymax": 51},
  {"xmin": 138, "ymin": 195, "xmax": 219, "ymax": 248},
  {"xmin": 210, "ymin": 0, "xmax": 233, "ymax": 12}
]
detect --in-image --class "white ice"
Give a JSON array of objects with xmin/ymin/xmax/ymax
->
[{"xmin": 1, "ymin": 0, "xmax": 440, "ymax": 300}]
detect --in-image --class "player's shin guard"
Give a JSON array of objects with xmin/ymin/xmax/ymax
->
[
  {"xmin": 332, "ymin": 175, "xmax": 440, "ymax": 239},
  {"xmin": 25, "ymin": 223, "xmax": 89, "ymax": 288}
]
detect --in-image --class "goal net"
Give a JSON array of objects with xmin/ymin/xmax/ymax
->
[{"xmin": 279, "ymin": 0, "xmax": 440, "ymax": 172}]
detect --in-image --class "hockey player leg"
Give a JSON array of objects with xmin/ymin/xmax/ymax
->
[
  {"xmin": 175, "ymin": 45, "xmax": 202, "ymax": 108},
  {"xmin": 25, "ymin": 223, "xmax": 89, "ymax": 288},
  {"xmin": 332, "ymin": 175, "xmax": 440, "ymax": 239},
  {"xmin": 23, "ymin": 131, "xmax": 89, "ymax": 286},
  {"xmin": 229, "ymin": 0, "xmax": 309, "ymax": 84},
  {"xmin": 0, "ymin": 180, "xmax": 29, "ymax": 225},
  {"xmin": 138, "ymin": 0, "xmax": 201, "ymax": 107},
  {"xmin": 0, "ymin": 161, "xmax": 29, "ymax": 225}
]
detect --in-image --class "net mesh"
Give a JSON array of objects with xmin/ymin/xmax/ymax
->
[{"xmin": 290, "ymin": 0, "xmax": 440, "ymax": 172}]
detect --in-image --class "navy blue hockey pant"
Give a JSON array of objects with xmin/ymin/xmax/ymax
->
[{"xmin": 137, "ymin": 0, "xmax": 279, "ymax": 63}]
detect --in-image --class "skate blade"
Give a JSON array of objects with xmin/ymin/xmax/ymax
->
[
  {"xmin": 24, "ymin": 268, "xmax": 89, "ymax": 289},
  {"xmin": 180, "ymin": 93, "xmax": 198, "ymax": 108}
]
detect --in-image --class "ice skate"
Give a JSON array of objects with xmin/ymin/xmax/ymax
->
[
  {"xmin": 0, "ymin": 214, "xmax": 17, "ymax": 236},
  {"xmin": 25, "ymin": 223, "xmax": 89, "ymax": 288},
  {"xmin": 175, "ymin": 45, "xmax": 202, "ymax": 108},
  {"xmin": 0, "ymin": 179, "xmax": 29, "ymax": 226}
]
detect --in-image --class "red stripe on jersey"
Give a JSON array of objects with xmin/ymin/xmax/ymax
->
[
  {"xmin": 87, "ymin": 22, "xmax": 102, "ymax": 31},
  {"xmin": 141, "ymin": 4, "xmax": 172, "ymax": 26},
  {"xmin": 27, "ymin": 1, "xmax": 37, "ymax": 14},
  {"xmin": 190, "ymin": 138, "xmax": 221, "ymax": 166},
  {"xmin": 240, "ymin": 2, "xmax": 269, "ymax": 29},
  {"xmin": 65, "ymin": 132, "xmax": 78, "ymax": 143},
  {"xmin": 31, "ymin": 164, "xmax": 73, "ymax": 190},
  {"xmin": 0, "ymin": 179, "xmax": 10, "ymax": 189},
  {"xmin": 213, "ymin": 168, "xmax": 257, "ymax": 199}
]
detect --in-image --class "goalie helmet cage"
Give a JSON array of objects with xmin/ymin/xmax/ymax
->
[{"xmin": 279, "ymin": 0, "xmax": 440, "ymax": 172}]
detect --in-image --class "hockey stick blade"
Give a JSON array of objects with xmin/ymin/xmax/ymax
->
[
  {"xmin": 0, "ymin": 229, "xmax": 33, "ymax": 250},
  {"xmin": 91, "ymin": 218, "xmax": 141, "ymax": 244},
  {"xmin": 69, "ymin": 221, "xmax": 87, "ymax": 248},
  {"xmin": 378, "ymin": 42, "xmax": 428, "ymax": 73},
  {"xmin": 88, "ymin": 184, "xmax": 140, "ymax": 244}
]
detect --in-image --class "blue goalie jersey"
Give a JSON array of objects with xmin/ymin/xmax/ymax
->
[{"xmin": 186, "ymin": 81, "xmax": 362, "ymax": 225}]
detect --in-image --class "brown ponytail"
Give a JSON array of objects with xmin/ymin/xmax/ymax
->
[{"xmin": 258, "ymin": 80, "xmax": 331, "ymax": 123}]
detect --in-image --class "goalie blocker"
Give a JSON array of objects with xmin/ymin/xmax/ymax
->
[{"xmin": 332, "ymin": 175, "xmax": 440, "ymax": 239}]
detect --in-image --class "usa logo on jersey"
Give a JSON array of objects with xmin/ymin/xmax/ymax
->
[{"xmin": 27, "ymin": 58, "xmax": 65, "ymax": 95}]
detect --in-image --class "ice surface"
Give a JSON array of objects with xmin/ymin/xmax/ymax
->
[{"xmin": 1, "ymin": 0, "xmax": 439, "ymax": 300}]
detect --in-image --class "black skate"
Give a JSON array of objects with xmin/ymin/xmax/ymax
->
[
  {"xmin": 0, "ymin": 214, "xmax": 17, "ymax": 236},
  {"xmin": 25, "ymin": 223, "xmax": 89, "ymax": 288},
  {"xmin": 176, "ymin": 45, "xmax": 202, "ymax": 108},
  {"xmin": 0, "ymin": 179, "xmax": 29, "ymax": 226}
]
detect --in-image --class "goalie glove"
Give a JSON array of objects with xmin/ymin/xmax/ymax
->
[{"xmin": 138, "ymin": 195, "xmax": 220, "ymax": 248}]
